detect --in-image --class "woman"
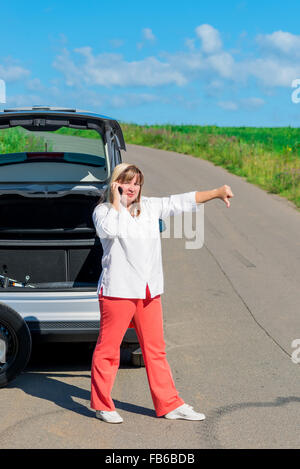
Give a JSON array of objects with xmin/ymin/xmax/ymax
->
[{"xmin": 91, "ymin": 163, "xmax": 234, "ymax": 423}]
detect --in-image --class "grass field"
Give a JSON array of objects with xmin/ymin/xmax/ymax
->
[
  {"xmin": 126, "ymin": 124, "xmax": 300, "ymax": 202},
  {"xmin": 0, "ymin": 127, "xmax": 49, "ymax": 154},
  {"xmin": 56, "ymin": 124, "xmax": 300, "ymax": 210},
  {"xmin": 0, "ymin": 124, "xmax": 299, "ymax": 210}
]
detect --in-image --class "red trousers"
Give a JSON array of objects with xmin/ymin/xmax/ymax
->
[{"xmin": 90, "ymin": 284, "xmax": 184, "ymax": 417}]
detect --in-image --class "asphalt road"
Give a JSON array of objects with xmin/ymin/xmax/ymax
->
[{"xmin": 0, "ymin": 143, "xmax": 300, "ymax": 449}]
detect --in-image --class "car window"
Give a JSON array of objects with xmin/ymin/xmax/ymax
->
[{"xmin": 0, "ymin": 126, "xmax": 108, "ymax": 183}]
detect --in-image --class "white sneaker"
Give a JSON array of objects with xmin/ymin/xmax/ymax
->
[
  {"xmin": 95, "ymin": 410, "xmax": 123, "ymax": 424},
  {"xmin": 164, "ymin": 404, "xmax": 205, "ymax": 421}
]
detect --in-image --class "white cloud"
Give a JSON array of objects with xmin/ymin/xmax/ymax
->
[
  {"xmin": 26, "ymin": 78, "xmax": 44, "ymax": 91},
  {"xmin": 240, "ymin": 97, "xmax": 265, "ymax": 109},
  {"xmin": 109, "ymin": 92, "xmax": 159, "ymax": 108},
  {"xmin": 163, "ymin": 50, "xmax": 205, "ymax": 73},
  {"xmin": 191, "ymin": 26, "xmax": 300, "ymax": 89},
  {"xmin": 52, "ymin": 48, "xmax": 83, "ymax": 86},
  {"xmin": 53, "ymin": 47, "xmax": 187, "ymax": 87},
  {"xmin": 196, "ymin": 24, "xmax": 222, "ymax": 54},
  {"xmin": 58, "ymin": 87, "xmax": 161, "ymax": 109},
  {"xmin": 206, "ymin": 52, "xmax": 235, "ymax": 78},
  {"xmin": 204, "ymin": 79, "xmax": 225, "ymax": 98},
  {"xmin": 0, "ymin": 64, "xmax": 30, "ymax": 82},
  {"xmin": 162, "ymin": 48, "xmax": 235, "ymax": 84},
  {"xmin": 109, "ymin": 39, "xmax": 124, "ymax": 48},
  {"xmin": 256, "ymin": 30, "xmax": 300, "ymax": 56},
  {"xmin": 185, "ymin": 38, "xmax": 196, "ymax": 51},
  {"xmin": 51, "ymin": 22, "xmax": 300, "ymax": 114},
  {"xmin": 218, "ymin": 97, "xmax": 264, "ymax": 111},
  {"xmin": 164, "ymin": 26, "xmax": 234, "ymax": 81},
  {"xmin": 218, "ymin": 100, "xmax": 239, "ymax": 111},
  {"xmin": 253, "ymin": 31, "xmax": 300, "ymax": 85},
  {"xmin": 5, "ymin": 93, "xmax": 43, "ymax": 106},
  {"xmin": 239, "ymin": 57, "xmax": 300, "ymax": 87},
  {"xmin": 208, "ymin": 79, "xmax": 224, "ymax": 89},
  {"xmin": 142, "ymin": 28, "xmax": 155, "ymax": 41}
]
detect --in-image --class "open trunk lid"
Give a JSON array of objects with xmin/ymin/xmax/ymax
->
[{"xmin": 0, "ymin": 108, "xmax": 125, "ymax": 187}]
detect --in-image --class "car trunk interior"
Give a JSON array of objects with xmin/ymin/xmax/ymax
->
[{"xmin": 0, "ymin": 194, "xmax": 102, "ymax": 290}]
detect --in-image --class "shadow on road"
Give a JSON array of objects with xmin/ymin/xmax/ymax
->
[
  {"xmin": 197, "ymin": 396, "xmax": 300, "ymax": 449},
  {"xmin": 7, "ymin": 341, "xmax": 155, "ymax": 419}
]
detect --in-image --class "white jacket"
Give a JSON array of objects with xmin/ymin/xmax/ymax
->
[{"xmin": 92, "ymin": 191, "xmax": 201, "ymax": 298}]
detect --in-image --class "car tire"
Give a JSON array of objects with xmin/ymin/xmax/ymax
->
[{"xmin": 0, "ymin": 303, "xmax": 32, "ymax": 388}]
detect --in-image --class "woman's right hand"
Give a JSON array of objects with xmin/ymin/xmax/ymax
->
[{"xmin": 110, "ymin": 182, "xmax": 122, "ymax": 202}]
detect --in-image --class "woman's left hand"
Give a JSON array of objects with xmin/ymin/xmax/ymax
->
[{"xmin": 217, "ymin": 185, "xmax": 234, "ymax": 208}]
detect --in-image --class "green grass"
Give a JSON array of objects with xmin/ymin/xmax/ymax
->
[
  {"xmin": 0, "ymin": 127, "xmax": 49, "ymax": 153},
  {"xmin": 1, "ymin": 124, "xmax": 299, "ymax": 210},
  {"xmin": 120, "ymin": 123, "xmax": 300, "ymax": 211},
  {"xmin": 54, "ymin": 127, "xmax": 101, "ymax": 139}
]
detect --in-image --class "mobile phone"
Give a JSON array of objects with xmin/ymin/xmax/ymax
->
[{"xmin": 118, "ymin": 186, "xmax": 123, "ymax": 195}]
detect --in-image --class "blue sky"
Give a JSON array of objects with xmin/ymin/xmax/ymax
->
[{"xmin": 1, "ymin": 0, "xmax": 300, "ymax": 126}]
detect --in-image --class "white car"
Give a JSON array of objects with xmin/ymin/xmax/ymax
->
[{"xmin": 0, "ymin": 106, "xmax": 143, "ymax": 387}]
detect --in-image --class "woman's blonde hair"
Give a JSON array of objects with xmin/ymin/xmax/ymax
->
[{"xmin": 99, "ymin": 163, "xmax": 144, "ymax": 217}]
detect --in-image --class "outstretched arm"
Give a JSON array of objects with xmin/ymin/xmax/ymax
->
[{"xmin": 195, "ymin": 185, "xmax": 234, "ymax": 208}]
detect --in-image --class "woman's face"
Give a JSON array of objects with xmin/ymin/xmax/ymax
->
[{"xmin": 118, "ymin": 173, "xmax": 141, "ymax": 205}]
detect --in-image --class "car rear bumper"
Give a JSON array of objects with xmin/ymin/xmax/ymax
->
[
  {"xmin": 0, "ymin": 290, "xmax": 100, "ymax": 342},
  {"xmin": 0, "ymin": 291, "xmax": 139, "ymax": 344},
  {"xmin": 27, "ymin": 319, "xmax": 100, "ymax": 342}
]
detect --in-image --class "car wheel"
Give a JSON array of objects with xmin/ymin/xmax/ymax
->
[{"xmin": 0, "ymin": 303, "xmax": 32, "ymax": 388}]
